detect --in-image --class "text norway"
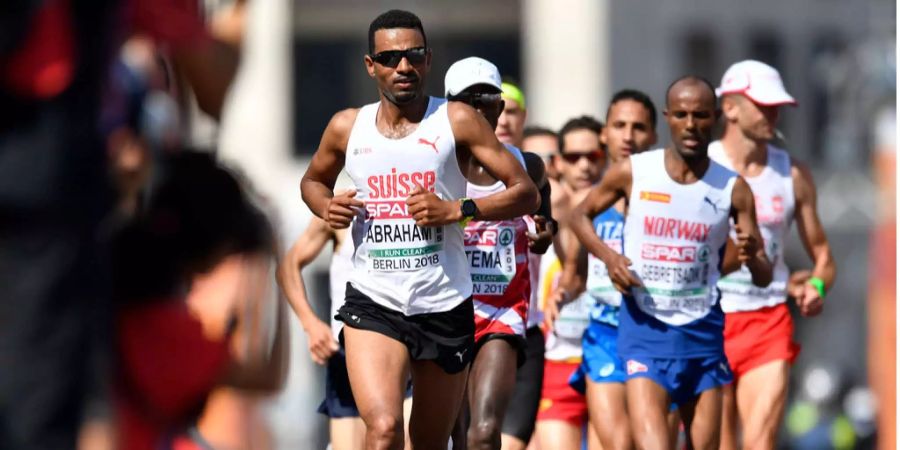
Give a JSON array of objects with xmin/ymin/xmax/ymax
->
[{"xmin": 643, "ymin": 216, "xmax": 711, "ymax": 243}]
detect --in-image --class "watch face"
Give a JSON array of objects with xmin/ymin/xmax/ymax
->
[{"xmin": 462, "ymin": 199, "xmax": 477, "ymax": 217}]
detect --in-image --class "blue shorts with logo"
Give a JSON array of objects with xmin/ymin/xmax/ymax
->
[
  {"xmin": 569, "ymin": 321, "xmax": 624, "ymax": 393},
  {"xmin": 621, "ymin": 354, "xmax": 733, "ymax": 406}
]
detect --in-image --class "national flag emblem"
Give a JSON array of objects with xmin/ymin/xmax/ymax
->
[
  {"xmin": 772, "ymin": 196, "xmax": 784, "ymax": 213},
  {"xmin": 640, "ymin": 191, "xmax": 671, "ymax": 203},
  {"xmin": 626, "ymin": 359, "xmax": 649, "ymax": 375}
]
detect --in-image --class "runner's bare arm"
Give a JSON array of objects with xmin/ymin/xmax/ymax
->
[
  {"xmin": 790, "ymin": 160, "xmax": 835, "ymax": 316},
  {"xmin": 569, "ymin": 159, "xmax": 639, "ymax": 293},
  {"xmin": 720, "ymin": 238, "xmax": 741, "ymax": 276},
  {"xmin": 560, "ymin": 226, "xmax": 588, "ymax": 301},
  {"xmin": 275, "ymin": 217, "xmax": 339, "ymax": 365},
  {"xmin": 300, "ymin": 109, "xmax": 364, "ymax": 228},
  {"xmin": 731, "ymin": 176, "xmax": 773, "ymax": 287},
  {"xmin": 523, "ymin": 152, "xmax": 553, "ymax": 254},
  {"xmin": 450, "ymin": 102, "xmax": 540, "ymax": 221}
]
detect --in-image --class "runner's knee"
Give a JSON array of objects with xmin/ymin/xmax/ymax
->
[
  {"xmin": 366, "ymin": 412, "xmax": 403, "ymax": 446},
  {"xmin": 467, "ymin": 416, "xmax": 502, "ymax": 449}
]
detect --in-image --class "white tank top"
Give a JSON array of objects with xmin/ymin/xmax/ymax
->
[
  {"xmin": 541, "ymin": 244, "xmax": 591, "ymax": 362},
  {"xmin": 328, "ymin": 229, "xmax": 354, "ymax": 340},
  {"xmin": 344, "ymin": 97, "xmax": 471, "ymax": 315},
  {"xmin": 624, "ymin": 149, "xmax": 736, "ymax": 326},
  {"xmin": 708, "ymin": 141, "xmax": 795, "ymax": 312}
]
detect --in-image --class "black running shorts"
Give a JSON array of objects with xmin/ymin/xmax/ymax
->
[{"xmin": 336, "ymin": 283, "xmax": 475, "ymax": 374}]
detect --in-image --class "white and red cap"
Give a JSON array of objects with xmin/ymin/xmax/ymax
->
[
  {"xmin": 444, "ymin": 57, "xmax": 502, "ymax": 97},
  {"xmin": 716, "ymin": 60, "xmax": 797, "ymax": 106}
]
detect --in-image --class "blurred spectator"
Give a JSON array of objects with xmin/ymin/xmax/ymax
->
[
  {"xmin": 112, "ymin": 152, "xmax": 285, "ymax": 450},
  {"xmin": 867, "ymin": 104, "xmax": 895, "ymax": 450},
  {"xmin": 0, "ymin": 2, "xmax": 244, "ymax": 448}
]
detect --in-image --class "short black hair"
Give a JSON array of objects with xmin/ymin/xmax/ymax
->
[
  {"xmin": 523, "ymin": 126, "xmax": 557, "ymax": 140},
  {"xmin": 368, "ymin": 10, "xmax": 427, "ymax": 55},
  {"xmin": 607, "ymin": 89, "xmax": 657, "ymax": 130},
  {"xmin": 665, "ymin": 75, "xmax": 717, "ymax": 109},
  {"xmin": 558, "ymin": 116, "xmax": 603, "ymax": 151}
]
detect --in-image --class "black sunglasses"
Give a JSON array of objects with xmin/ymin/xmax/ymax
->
[
  {"xmin": 449, "ymin": 92, "xmax": 503, "ymax": 109},
  {"xmin": 370, "ymin": 47, "xmax": 428, "ymax": 68},
  {"xmin": 560, "ymin": 150, "xmax": 604, "ymax": 163}
]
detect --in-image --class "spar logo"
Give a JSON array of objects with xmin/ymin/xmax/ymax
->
[
  {"xmin": 465, "ymin": 227, "xmax": 514, "ymax": 246},
  {"xmin": 641, "ymin": 243, "xmax": 710, "ymax": 263},
  {"xmin": 366, "ymin": 200, "xmax": 411, "ymax": 219}
]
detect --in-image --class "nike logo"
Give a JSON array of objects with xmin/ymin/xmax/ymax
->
[
  {"xmin": 455, "ymin": 348, "xmax": 468, "ymax": 362},
  {"xmin": 703, "ymin": 196, "xmax": 721, "ymax": 214},
  {"xmin": 417, "ymin": 136, "xmax": 439, "ymax": 154}
]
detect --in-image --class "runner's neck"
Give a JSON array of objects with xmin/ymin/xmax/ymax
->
[
  {"xmin": 376, "ymin": 94, "xmax": 430, "ymax": 139},
  {"xmin": 720, "ymin": 126, "xmax": 769, "ymax": 176},
  {"xmin": 663, "ymin": 146, "xmax": 711, "ymax": 185}
]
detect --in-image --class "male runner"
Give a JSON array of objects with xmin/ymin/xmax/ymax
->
[
  {"xmin": 523, "ymin": 126, "xmax": 560, "ymax": 180},
  {"xmin": 569, "ymin": 76, "xmax": 773, "ymax": 450},
  {"xmin": 535, "ymin": 116, "xmax": 606, "ymax": 450},
  {"xmin": 444, "ymin": 56, "xmax": 552, "ymax": 450},
  {"xmin": 277, "ymin": 215, "xmax": 363, "ymax": 449},
  {"xmin": 493, "ymin": 79, "xmax": 555, "ymax": 450},
  {"xmin": 300, "ymin": 10, "xmax": 539, "ymax": 450},
  {"xmin": 564, "ymin": 89, "xmax": 658, "ymax": 450},
  {"xmin": 710, "ymin": 60, "xmax": 836, "ymax": 450}
]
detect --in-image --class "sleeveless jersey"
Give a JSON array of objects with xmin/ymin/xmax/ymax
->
[
  {"xmin": 586, "ymin": 207, "xmax": 625, "ymax": 327},
  {"xmin": 708, "ymin": 141, "xmax": 795, "ymax": 313},
  {"xmin": 328, "ymin": 229, "xmax": 354, "ymax": 340},
  {"xmin": 344, "ymin": 97, "xmax": 471, "ymax": 315},
  {"xmin": 464, "ymin": 144, "xmax": 530, "ymax": 336},
  {"xmin": 542, "ymin": 244, "xmax": 592, "ymax": 362},
  {"xmin": 618, "ymin": 149, "xmax": 737, "ymax": 358}
]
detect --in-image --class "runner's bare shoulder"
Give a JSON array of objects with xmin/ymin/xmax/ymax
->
[
  {"xmin": 603, "ymin": 157, "xmax": 633, "ymax": 194},
  {"xmin": 320, "ymin": 108, "xmax": 362, "ymax": 154},
  {"xmin": 446, "ymin": 101, "xmax": 491, "ymax": 144}
]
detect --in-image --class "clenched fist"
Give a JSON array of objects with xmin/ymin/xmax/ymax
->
[
  {"xmin": 326, "ymin": 189, "xmax": 364, "ymax": 229},
  {"xmin": 406, "ymin": 185, "xmax": 459, "ymax": 227}
]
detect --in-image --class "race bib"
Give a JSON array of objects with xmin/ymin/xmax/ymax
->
[
  {"xmin": 554, "ymin": 293, "xmax": 591, "ymax": 339},
  {"xmin": 634, "ymin": 242, "xmax": 715, "ymax": 325},
  {"xmin": 587, "ymin": 239, "xmax": 623, "ymax": 306},
  {"xmin": 464, "ymin": 223, "xmax": 517, "ymax": 296},
  {"xmin": 363, "ymin": 199, "xmax": 445, "ymax": 272}
]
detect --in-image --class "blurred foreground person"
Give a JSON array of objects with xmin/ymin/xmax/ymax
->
[
  {"xmin": 113, "ymin": 152, "xmax": 286, "ymax": 450},
  {"xmin": 1, "ymin": 1, "xmax": 243, "ymax": 448}
]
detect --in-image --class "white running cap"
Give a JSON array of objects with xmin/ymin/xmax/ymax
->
[
  {"xmin": 444, "ymin": 57, "xmax": 502, "ymax": 97},
  {"xmin": 716, "ymin": 60, "xmax": 797, "ymax": 106}
]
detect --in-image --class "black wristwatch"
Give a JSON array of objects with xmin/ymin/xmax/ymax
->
[{"xmin": 459, "ymin": 198, "xmax": 477, "ymax": 226}]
